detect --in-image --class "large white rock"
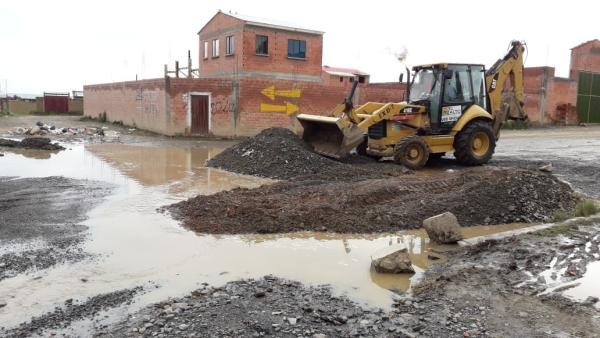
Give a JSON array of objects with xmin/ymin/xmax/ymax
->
[{"xmin": 423, "ymin": 212, "xmax": 463, "ymax": 244}]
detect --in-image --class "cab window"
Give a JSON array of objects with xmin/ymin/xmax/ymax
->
[{"xmin": 443, "ymin": 65, "xmax": 473, "ymax": 103}]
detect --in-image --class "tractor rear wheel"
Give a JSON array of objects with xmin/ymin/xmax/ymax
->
[
  {"xmin": 454, "ymin": 120, "xmax": 496, "ymax": 166},
  {"xmin": 394, "ymin": 136, "xmax": 430, "ymax": 170}
]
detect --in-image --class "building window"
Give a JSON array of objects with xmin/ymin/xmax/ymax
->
[
  {"xmin": 358, "ymin": 76, "xmax": 365, "ymax": 83},
  {"xmin": 225, "ymin": 35, "xmax": 234, "ymax": 55},
  {"xmin": 212, "ymin": 39, "xmax": 219, "ymax": 58},
  {"xmin": 203, "ymin": 41, "xmax": 208, "ymax": 59},
  {"xmin": 255, "ymin": 35, "xmax": 268, "ymax": 55},
  {"xmin": 287, "ymin": 39, "xmax": 306, "ymax": 59}
]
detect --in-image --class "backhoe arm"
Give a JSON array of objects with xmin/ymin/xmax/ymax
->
[{"xmin": 485, "ymin": 41, "xmax": 528, "ymax": 137}]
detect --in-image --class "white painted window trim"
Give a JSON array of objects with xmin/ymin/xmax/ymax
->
[{"xmin": 187, "ymin": 92, "xmax": 211, "ymax": 133}]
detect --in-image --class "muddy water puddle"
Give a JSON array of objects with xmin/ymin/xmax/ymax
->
[{"xmin": 0, "ymin": 142, "xmax": 546, "ymax": 327}]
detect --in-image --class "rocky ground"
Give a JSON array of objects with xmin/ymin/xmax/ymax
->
[
  {"xmin": 2, "ymin": 288, "xmax": 143, "ymax": 338},
  {"xmin": 95, "ymin": 218, "xmax": 600, "ymax": 338},
  {"xmin": 0, "ymin": 176, "xmax": 111, "ymax": 281}
]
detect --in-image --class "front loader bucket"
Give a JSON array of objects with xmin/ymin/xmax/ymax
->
[{"xmin": 297, "ymin": 114, "xmax": 364, "ymax": 159}]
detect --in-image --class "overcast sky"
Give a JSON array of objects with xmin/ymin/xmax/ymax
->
[{"xmin": 1, "ymin": 0, "xmax": 598, "ymax": 95}]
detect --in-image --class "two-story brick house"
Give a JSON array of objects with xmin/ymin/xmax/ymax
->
[{"xmin": 198, "ymin": 12, "xmax": 324, "ymax": 82}]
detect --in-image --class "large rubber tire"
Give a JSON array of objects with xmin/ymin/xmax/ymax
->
[
  {"xmin": 453, "ymin": 120, "xmax": 496, "ymax": 166},
  {"xmin": 356, "ymin": 137, "xmax": 368, "ymax": 156},
  {"xmin": 393, "ymin": 136, "xmax": 430, "ymax": 170}
]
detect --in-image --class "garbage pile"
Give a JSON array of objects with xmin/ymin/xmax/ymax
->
[{"xmin": 8, "ymin": 121, "xmax": 120, "ymax": 140}]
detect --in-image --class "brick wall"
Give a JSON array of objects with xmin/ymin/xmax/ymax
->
[
  {"xmin": 569, "ymin": 40, "xmax": 600, "ymax": 81},
  {"xmin": 240, "ymin": 26, "xmax": 322, "ymax": 79},
  {"xmin": 84, "ymin": 79, "xmax": 169, "ymax": 134},
  {"xmin": 198, "ymin": 13, "xmax": 244, "ymax": 77},
  {"xmin": 198, "ymin": 12, "xmax": 323, "ymax": 81},
  {"xmin": 522, "ymin": 67, "xmax": 578, "ymax": 125}
]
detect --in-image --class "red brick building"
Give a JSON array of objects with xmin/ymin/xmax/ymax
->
[
  {"xmin": 522, "ymin": 39, "xmax": 600, "ymax": 125},
  {"xmin": 84, "ymin": 11, "xmax": 404, "ymax": 137}
]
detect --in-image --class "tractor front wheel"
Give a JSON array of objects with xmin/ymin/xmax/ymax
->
[{"xmin": 394, "ymin": 136, "xmax": 430, "ymax": 170}]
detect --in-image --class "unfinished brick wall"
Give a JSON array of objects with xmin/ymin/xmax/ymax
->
[
  {"xmin": 84, "ymin": 79, "xmax": 168, "ymax": 134},
  {"xmin": 569, "ymin": 40, "xmax": 600, "ymax": 81},
  {"xmin": 84, "ymin": 77, "xmax": 410, "ymax": 137}
]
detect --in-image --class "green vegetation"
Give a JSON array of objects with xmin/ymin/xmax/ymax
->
[
  {"xmin": 80, "ymin": 111, "xmax": 108, "ymax": 123},
  {"xmin": 552, "ymin": 210, "xmax": 570, "ymax": 222},
  {"xmin": 575, "ymin": 200, "xmax": 600, "ymax": 217},
  {"xmin": 534, "ymin": 224, "xmax": 572, "ymax": 237}
]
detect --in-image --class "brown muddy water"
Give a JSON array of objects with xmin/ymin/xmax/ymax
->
[{"xmin": 0, "ymin": 142, "xmax": 553, "ymax": 328}]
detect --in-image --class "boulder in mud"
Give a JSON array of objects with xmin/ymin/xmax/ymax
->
[
  {"xmin": 371, "ymin": 249, "xmax": 414, "ymax": 273},
  {"xmin": 423, "ymin": 212, "xmax": 463, "ymax": 243}
]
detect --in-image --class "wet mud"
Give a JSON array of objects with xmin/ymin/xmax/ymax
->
[
  {"xmin": 167, "ymin": 167, "xmax": 578, "ymax": 234},
  {"xmin": 0, "ymin": 176, "xmax": 112, "ymax": 281},
  {"xmin": 0, "ymin": 137, "xmax": 64, "ymax": 151}
]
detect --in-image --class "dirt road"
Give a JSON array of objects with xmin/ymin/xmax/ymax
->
[{"xmin": 1, "ymin": 116, "xmax": 599, "ymax": 337}]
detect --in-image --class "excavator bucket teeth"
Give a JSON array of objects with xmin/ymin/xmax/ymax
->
[{"xmin": 297, "ymin": 114, "xmax": 364, "ymax": 159}]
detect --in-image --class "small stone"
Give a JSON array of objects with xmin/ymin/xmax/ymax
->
[
  {"xmin": 0, "ymin": 302, "xmax": 6, "ymax": 308},
  {"xmin": 178, "ymin": 324, "xmax": 188, "ymax": 330},
  {"xmin": 518, "ymin": 311, "xmax": 528, "ymax": 318},
  {"xmin": 288, "ymin": 317, "xmax": 297, "ymax": 325},
  {"xmin": 538, "ymin": 164, "xmax": 553, "ymax": 172},
  {"xmin": 371, "ymin": 249, "xmax": 414, "ymax": 273},
  {"xmin": 81, "ymin": 278, "xmax": 88, "ymax": 282},
  {"xmin": 254, "ymin": 289, "xmax": 266, "ymax": 298}
]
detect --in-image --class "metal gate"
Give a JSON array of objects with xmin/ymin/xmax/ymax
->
[
  {"xmin": 43, "ymin": 92, "xmax": 69, "ymax": 114},
  {"xmin": 191, "ymin": 94, "xmax": 209, "ymax": 135},
  {"xmin": 576, "ymin": 71, "xmax": 600, "ymax": 123}
]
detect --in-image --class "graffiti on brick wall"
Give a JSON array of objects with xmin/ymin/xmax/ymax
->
[
  {"xmin": 181, "ymin": 93, "xmax": 237, "ymax": 113},
  {"xmin": 211, "ymin": 96, "xmax": 236, "ymax": 113},
  {"xmin": 136, "ymin": 88, "xmax": 159, "ymax": 115},
  {"xmin": 259, "ymin": 85, "xmax": 301, "ymax": 116}
]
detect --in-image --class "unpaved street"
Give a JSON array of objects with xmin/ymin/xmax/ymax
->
[{"xmin": 1, "ymin": 115, "xmax": 599, "ymax": 337}]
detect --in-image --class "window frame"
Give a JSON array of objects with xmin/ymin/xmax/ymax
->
[
  {"xmin": 225, "ymin": 35, "xmax": 234, "ymax": 56},
  {"xmin": 287, "ymin": 39, "xmax": 306, "ymax": 59},
  {"xmin": 255, "ymin": 35, "xmax": 269, "ymax": 56},
  {"xmin": 212, "ymin": 39, "xmax": 219, "ymax": 58},
  {"xmin": 203, "ymin": 41, "xmax": 208, "ymax": 59}
]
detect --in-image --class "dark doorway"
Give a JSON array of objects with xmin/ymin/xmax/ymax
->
[{"xmin": 191, "ymin": 94, "xmax": 209, "ymax": 135}]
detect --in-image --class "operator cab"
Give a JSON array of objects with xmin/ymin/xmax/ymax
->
[{"xmin": 408, "ymin": 64, "xmax": 487, "ymax": 134}]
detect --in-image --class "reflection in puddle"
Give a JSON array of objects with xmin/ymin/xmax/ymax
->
[
  {"xmin": 564, "ymin": 260, "xmax": 600, "ymax": 304},
  {"xmin": 0, "ymin": 143, "xmax": 546, "ymax": 327}
]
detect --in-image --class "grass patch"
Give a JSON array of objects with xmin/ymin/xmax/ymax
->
[
  {"xmin": 575, "ymin": 200, "xmax": 600, "ymax": 217},
  {"xmin": 534, "ymin": 224, "xmax": 572, "ymax": 237},
  {"xmin": 553, "ymin": 210, "xmax": 570, "ymax": 222},
  {"xmin": 79, "ymin": 111, "xmax": 107, "ymax": 123}
]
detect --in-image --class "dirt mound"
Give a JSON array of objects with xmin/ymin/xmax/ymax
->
[
  {"xmin": 206, "ymin": 128, "xmax": 408, "ymax": 180},
  {"xmin": 0, "ymin": 137, "xmax": 64, "ymax": 150},
  {"xmin": 167, "ymin": 168, "xmax": 579, "ymax": 234}
]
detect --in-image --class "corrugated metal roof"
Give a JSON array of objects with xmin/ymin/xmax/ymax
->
[
  {"xmin": 222, "ymin": 11, "xmax": 324, "ymax": 35},
  {"xmin": 322, "ymin": 66, "xmax": 369, "ymax": 76},
  {"xmin": 571, "ymin": 39, "xmax": 600, "ymax": 50}
]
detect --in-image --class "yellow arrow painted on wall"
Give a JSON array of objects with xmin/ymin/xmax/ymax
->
[
  {"xmin": 260, "ymin": 102, "xmax": 299, "ymax": 115},
  {"xmin": 261, "ymin": 85, "xmax": 302, "ymax": 101}
]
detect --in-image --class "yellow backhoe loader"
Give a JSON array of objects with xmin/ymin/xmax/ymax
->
[{"xmin": 297, "ymin": 41, "xmax": 528, "ymax": 169}]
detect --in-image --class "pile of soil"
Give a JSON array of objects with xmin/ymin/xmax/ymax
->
[
  {"xmin": 0, "ymin": 137, "xmax": 64, "ymax": 150},
  {"xmin": 206, "ymin": 128, "xmax": 408, "ymax": 180},
  {"xmin": 167, "ymin": 168, "xmax": 579, "ymax": 234}
]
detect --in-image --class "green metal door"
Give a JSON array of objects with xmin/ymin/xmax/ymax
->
[{"xmin": 577, "ymin": 71, "xmax": 600, "ymax": 123}]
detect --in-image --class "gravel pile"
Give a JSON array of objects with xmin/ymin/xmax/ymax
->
[
  {"xmin": 206, "ymin": 128, "xmax": 408, "ymax": 181},
  {"xmin": 167, "ymin": 168, "xmax": 579, "ymax": 234},
  {"xmin": 96, "ymin": 276, "xmax": 409, "ymax": 338}
]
